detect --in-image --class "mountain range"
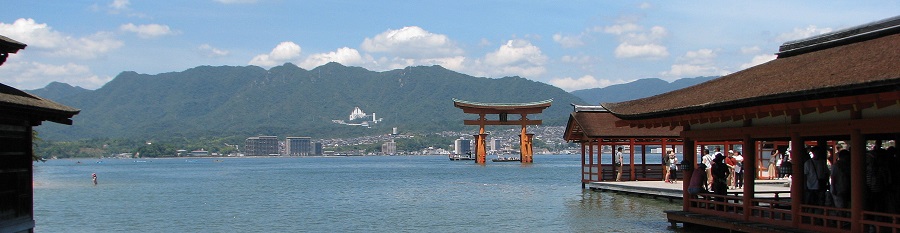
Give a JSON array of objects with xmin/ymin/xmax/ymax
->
[{"xmin": 28, "ymin": 62, "xmax": 717, "ymax": 141}]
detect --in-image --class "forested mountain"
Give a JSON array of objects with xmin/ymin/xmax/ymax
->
[
  {"xmin": 31, "ymin": 63, "xmax": 587, "ymax": 141},
  {"xmin": 571, "ymin": 76, "xmax": 718, "ymax": 104},
  {"xmin": 27, "ymin": 81, "xmax": 90, "ymax": 100}
]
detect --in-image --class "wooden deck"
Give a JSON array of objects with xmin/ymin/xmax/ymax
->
[
  {"xmin": 585, "ymin": 180, "xmax": 790, "ymax": 201},
  {"xmin": 587, "ymin": 180, "xmax": 802, "ymax": 232}
]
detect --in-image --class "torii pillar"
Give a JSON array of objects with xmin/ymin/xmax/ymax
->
[{"xmin": 453, "ymin": 99, "xmax": 552, "ymax": 164}]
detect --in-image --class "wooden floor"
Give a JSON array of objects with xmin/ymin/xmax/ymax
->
[
  {"xmin": 586, "ymin": 180, "xmax": 799, "ymax": 232},
  {"xmin": 585, "ymin": 179, "xmax": 790, "ymax": 201}
]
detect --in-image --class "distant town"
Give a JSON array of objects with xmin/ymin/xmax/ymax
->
[{"xmin": 106, "ymin": 126, "xmax": 574, "ymax": 158}]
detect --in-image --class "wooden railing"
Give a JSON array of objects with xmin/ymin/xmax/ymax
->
[
  {"xmin": 861, "ymin": 211, "xmax": 900, "ymax": 233},
  {"xmin": 688, "ymin": 193, "xmax": 745, "ymax": 219}
]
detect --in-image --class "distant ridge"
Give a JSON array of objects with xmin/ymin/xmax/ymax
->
[
  {"xmin": 31, "ymin": 63, "xmax": 587, "ymax": 141},
  {"xmin": 27, "ymin": 81, "xmax": 90, "ymax": 101},
  {"xmin": 570, "ymin": 76, "xmax": 718, "ymax": 104}
]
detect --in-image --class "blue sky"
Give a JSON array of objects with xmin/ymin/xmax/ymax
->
[{"xmin": 1, "ymin": 1, "xmax": 897, "ymax": 91}]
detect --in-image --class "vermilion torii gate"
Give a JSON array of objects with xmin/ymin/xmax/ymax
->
[{"xmin": 452, "ymin": 99, "xmax": 552, "ymax": 164}]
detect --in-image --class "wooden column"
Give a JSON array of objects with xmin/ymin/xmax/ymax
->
[
  {"xmin": 850, "ymin": 129, "xmax": 864, "ymax": 232},
  {"xmin": 629, "ymin": 138, "xmax": 636, "ymax": 181},
  {"xmin": 742, "ymin": 135, "xmax": 756, "ymax": 221},
  {"xmin": 581, "ymin": 141, "xmax": 586, "ymax": 188},
  {"xmin": 790, "ymin": 132, "xmax": 804, "ymax": 228},
  {"xmin": 682, "ymin": 137, "xmax": 695, "ymax": 211}
]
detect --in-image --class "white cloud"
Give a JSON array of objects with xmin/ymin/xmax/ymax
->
[
  {"xmin": 638, "ymin": 2, "xmax": 652, "ymax": 9},
  {"xmin": 560, "ymin": 55, "xmax": 592, "ymax": 64},
  {"xmin": 614, "ymin": 42, "xmax": 668, "ymax": 59},
  {"xmin": 120, "ymin": 23, "xmax": 177, "ymax": 38},
  {"xmin": 299, "ymin": 47, "xmax": 371, "ymax": 69},
  {"xmin": 214, "ymin": 0, "xmax": 259, "ymax": 4},
  {"xmin": 478, "ymin": 39, "xmax": 547, "ymax": 77},
  {"xmin": 552, "ymin": 33, "xmax": 585, "ymax": 48},
  {"xmin": 739, "ymin": 54, "xmax": 777, "ymax": 70},
  {"xmin": 249, "ymin": 41, "xmax": 302, "ymax": 67},
  {"xmin": 0, "ymin": 18, "xmax": 122, "ymax": 59},
  {"xmin": 109, "ymin": 0, "xmax": 130, "ymax": 10},
  {"xmin": 0, "ymin": 59, "xmax": 111, "ymax": 90},
  {"xmin": 198, "ymin": 44, "xmax": 229, "ymax": 57},
  {"xmin": 361, "ymin": 26, "xmax": 463, "ymax": 59},
  {"xmin": 777, "ymin": 25, "xmax": 833, "ymax": 42},
  {"xmin": 603, "ymin": 22, "xmax": 669, "ymax": 59},
  {"xmin": 661, "ymin": 49, "xmax": 728, "ymax": 77},
  {"xmin": 741, "ymin": 46, "xmax": 761, "ymax": 55},
  {"xmin": 549, "ymin": 75, "xmax": 626, "ymax": 91}
]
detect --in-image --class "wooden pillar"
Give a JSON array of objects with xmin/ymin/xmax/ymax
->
[
  {"xmin": 742, "ymin": 135, "xmax": 756, "ymax": 221},
  {"xmin": 790, "ymin": 132, "xmax": 804, "ymax": 228},
  {"xmin": 581, "ymin": 141, "xmax": 587, "ymax": 188},
  {"xmin": 588, "ymin": 140, "xmax": 595, "ymax": 182},
  {"xmin": 682, "ymin": 137, "xmax": 695, "ymax": 211},
  {"xmin": 850, "ymin": 129, "xmax": 864, "ymax": 232},
  {"xmin": 661, "ymin": 139, "xmax": 667, "ymax": 181},
  {"xmin": 629, "ymin": 138, "xmax": 636, "ymax": 181}
]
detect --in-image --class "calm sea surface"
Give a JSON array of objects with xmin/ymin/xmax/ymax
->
[{"xmin": 34, "ymin": 155, "xmax": 681, "ymax": 232}]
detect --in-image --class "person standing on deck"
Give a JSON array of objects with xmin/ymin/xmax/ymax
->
[
  {"xmin": 711, "ymin": 154, "xmax": 729, "ymax": 198},
  {"xmin": 666, "ymin": 149, "xmax": 678, "ymax": 183},
  {"xmin": 725, "ymin": 150, "xmax": 737, "ymax": 189},
  {"xmin": 689, "ymin": 163, "xmax": 708, "ymax": 196},
  {"xmin": 734, "ymin": 151, "xmax": 744, "ymax": 189},
  {"xmin": 701, "ymin": 149, "xmax": 713, "ymax": 191},
  {"xmin": 804, "ymin": 146, "xmax": 830, "ymax": 206},
  {"xmin": 615, "ymin": 147, "xmax": 624, "ymax": 181}
]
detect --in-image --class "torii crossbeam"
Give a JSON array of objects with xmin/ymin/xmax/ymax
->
[{"xmin": 452, "ymin": 99, "xmax": 552, "ymax": 164}]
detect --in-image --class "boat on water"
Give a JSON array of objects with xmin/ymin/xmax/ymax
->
[
  {"xmin": 491, "ymin": 156, "xmax": 521, "ymax": 162},
  {"xmin": 449, "ymin": 153, "xmax": 476, "ymax": 161}
]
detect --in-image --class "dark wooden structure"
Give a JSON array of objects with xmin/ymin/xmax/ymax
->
[
  {"xmin": 453, "ymin": 99, "xmax": 551, "ymax": 164},
  {"xmin": 564, "ymin": 105, "xmax": 682, "ymax": 187},
  {"xmin": 601, "ymin": 16, "xmax": 900, "ymax": 232},
  {"xmin": 0, "ymin": 35, "xmax": 80, "ymax": 233}
]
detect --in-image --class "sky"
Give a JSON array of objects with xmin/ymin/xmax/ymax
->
[{"xmin": 0, "ymin": 1, "xmax": 897, "ymax": 92}]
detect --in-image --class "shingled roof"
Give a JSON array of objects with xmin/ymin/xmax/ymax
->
[
  {"xmin": 0, "ymin": 83, "xmax": 80, "ymax": 125},
  {"xmin": 603, "ymin": 17, "xmax": 900, "ymax": 120},
  {"xmin": 564, "ymin": 109, "xmax": 680, "ymax": 141}
]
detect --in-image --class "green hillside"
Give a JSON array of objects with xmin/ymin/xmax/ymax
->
[{"xmin": 35, "ymin": 62, "xmax": 586, "ymax": 141}]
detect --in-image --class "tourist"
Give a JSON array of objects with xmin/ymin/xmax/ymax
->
[
  {"xmin": 734, "ymin": 151, "xmax": 744, "ymax": 189},
  {"xmin": 615, "ymin": 147, "xmax": 624, "ymax": 181},
  {"xmin": 770, "ymin": 150, "xmax": 781, "ymax": 179},
  {"xmin": 689, "ymin": 163, "xmax": 707, "ymax": 196},
  {"xmin": 92, "ymin": 173, "xmax": 98, "ymax": 185},
  {"xmin": 725, "ymin": 150, "xmax": 737, "ymax": 189},
  {"xmin": 666, "ymin": 149, "xmax": 678, "ymax": 183},
  {"xmin": 702, "ymin": 149, "xmax": 713, "ymax": 190},
  {"xmin": 804, "ymin": 146, "xmax": 830, "ymax": 206},
  {"xmin": 711, "ymin": 153, "xmax": 729, "ymax": 198},
  {"xmin": 830, "ymin": 150, "xmax": 850, "ymax": 209}
]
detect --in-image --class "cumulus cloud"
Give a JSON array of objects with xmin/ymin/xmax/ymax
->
[
  {"xmin": 120, "ymin": 23, "xmax": 177, "ymax": 38},
  {"xmin": 198, "ymin": 44, "xmax": 229, "ymax": 57},
  {"xmin": 479, "ymin": 39, "xmax": 547, "ymax": 77},
  {"xmin": 739, "ymin": 54, "xmax": 777, "ymax": 70},
  {"xmin": 614, "ymin": 43, "xmax": 668, "ymax": 59},
  {"xmin": 777, "ymin": 25, "xmax": 833, "ymax": 42},
  {"xmin": 661, "ymin": 49, "xmax": 729, "ymax": 77},
  {"xmin": 0, "ymin": 18, "xmax": 122, "ymax": 59},
  {"xmin": 549, "ymin": 75, "xmax": 626, "ymax": 91},
  {"xmin": 0, "ymin": 59, "xmax": 111, "ymax": 90},
  {"xmin": 299, "ymin": 47, "xmax": 372, "ymax": 69},
  {"xmin": 109, "ymin": 0, "xmax": 130, "ymax": 10},
  {"xmin": 214, "ymin": 0, "xmax": 259, "ymax": 4},
  {"xmin": 249, "ymin": 41, "xmax": 302, "ymax": 67},
  {"xmin": 603, "ymin": 22, "xmax": 669, "ymax": 59},
  {"xmin": 361, "ymin": 26, "xmax": 463, "ymax": 59},
  {"xmin": 741, "ymin": 46, "xmax": 761, "ymax": 55},
  {"xmin": 552, "ymin": 33, "xmax": 585, "ymax": 48}
]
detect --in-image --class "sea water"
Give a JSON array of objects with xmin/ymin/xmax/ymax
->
[{"xmin": 33, "ymin": 155, "xmax": 681, "ymax": 232}]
